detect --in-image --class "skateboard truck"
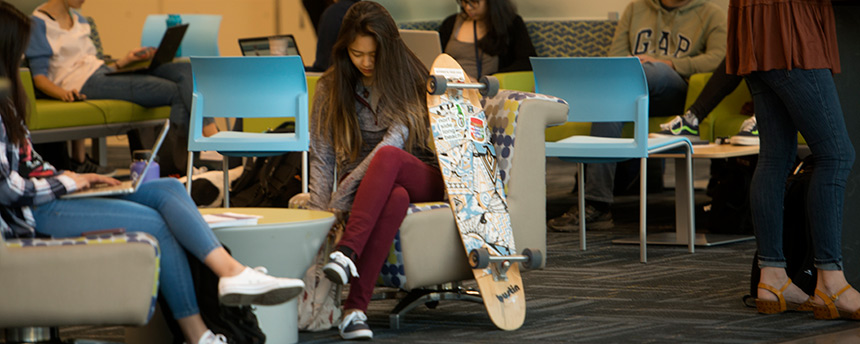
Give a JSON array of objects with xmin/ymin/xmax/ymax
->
[
  {"xmin": 427, "ymin": 75, "xmax": 500, "ymax": 97},
  {"xmin": 469, "ymin": 247, "xmax": 542, "ymax": 281}
]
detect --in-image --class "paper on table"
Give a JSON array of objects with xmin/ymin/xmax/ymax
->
[{"xmin": 203, "ymin": 212, "xmax": 263, "ymax": 229}]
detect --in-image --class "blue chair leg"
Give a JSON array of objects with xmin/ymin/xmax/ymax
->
[
  {"xmin": 640, "ymin": 157, "xmax": 647, "ymax": 263},
  {"xmin": 578, "ymin": 162, "xmax": 586, "ymax": 251}
]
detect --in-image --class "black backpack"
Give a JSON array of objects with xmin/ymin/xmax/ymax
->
[
  {"xmin": 699, "ymin": 155, "xmax": 757, "ymax": 235},
  {"xmin": 229, "ymin": 121, "xmax": 304, "ymax": 208},
  {"xmin": 745, "ymin": 156, "xmax": 817, "ymax": 306},
  {"xmin": 161, "ymin": 246, "xmax": 266, "ymax": 343}
]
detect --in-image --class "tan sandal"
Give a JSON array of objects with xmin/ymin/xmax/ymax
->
[
  {"xmin": 756, "ymin": 279, "xmax": 813, "ymax": 314},
  {"xmin": 813, "ymin": 285, "xmax": 860, "ymax": 320}
]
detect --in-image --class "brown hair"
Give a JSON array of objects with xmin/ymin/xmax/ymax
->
[
  {"xmin": 0, "ymin": 2, "xmax": 32, "ymax": 146},
  {"xmin": 316, "ymin": 1, "xmax": 430, "ymax": 162}
]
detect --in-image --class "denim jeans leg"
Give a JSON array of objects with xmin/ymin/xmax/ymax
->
[
  {"xmin": 642, "ymin": 62, "xmax": 688, "ymax": 117},
  {"xmin": 748, "ymin": 69, "xmax": 855, "ymax": 271},
  {"xmin": 80, "ymin": 65, "xmax": 188, "ymax": 126},
  {"xmin": 584, "ymin": 121, "xmax": 625, "ymax": 204},
  {"xmin": 745, "ymin": 73, "xmax": 798, "ymax": 269},
  {"xmin": 31, "ymin": 192, "xmax": 202, "ymax": 319}
]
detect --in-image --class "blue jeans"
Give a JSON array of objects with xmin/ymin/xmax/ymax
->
[
  {"xmin": 81, "ymin": 62, "xmax": 203, "ymax": 127},
  {"xmin": 32, "ymin": 178, "xmax": 221, "ymax": 319},
  {"xmin": 746, "ymin": 68, "xmax": 855, "ymax": 271},
  {"xmin": 585, "ymin": 62, "xmax": 688, "ymax": 203}
]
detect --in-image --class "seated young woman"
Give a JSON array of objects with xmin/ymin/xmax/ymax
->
[
  {"xmin": 25, "ymin": 0, "xmax": 218, "ymax": 176},
  {"xmin": 439, "ymin": 0, "xmax": 536, "ymax": 80},
  {"xmin": 307, "ymin": 1, "xmax": 444, "ymax": 340},
  {"xmin": 0, "ymin": 4, "xmax": 302, "ymax": 344}
]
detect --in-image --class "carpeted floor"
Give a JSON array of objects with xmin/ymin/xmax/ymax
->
[{"xmin": 32, "ymin": 156, "xmax": 860, "ymax": 343}]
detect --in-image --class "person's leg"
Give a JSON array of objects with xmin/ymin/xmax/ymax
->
[
  {"xmin": 584, "ymin": 121, "xmax": 624, "ymax": 204},
  {"xmin": 687, "ymin": 59, "xmax": 744, "ymax": 122},
  {"xmin": 80, "ymin": 66, "xmax": 186, "ymax": 125},
  {"xmin": 336, "ymin": 146, "xmax": 445, "ymax": 258},
  {"xmin": 150, "ymin": 62, "xmax": 217, "ymax": 132},
  {"xmin": 744, "ymin": 72, "xmax": 809, "ymax": 308},
  {"xmin": 759, "ymin": 69, "xmax": 858, "ymax": 314},
  {"xmin": 642, "ymin": 61, "xmax": 688, "ymax": 118}
]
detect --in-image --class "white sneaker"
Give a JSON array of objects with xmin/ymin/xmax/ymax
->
[
  {"xmin": 218, "ymin": 266, "xmax": 305, "ymax": 306},
  {"xmin": 731, "ymin": 116, "xmax": 760, "ymax": 146},
  {"xmin": 197, "ymin": 330, "xmax": 228, "ymax": 344},
  {"xmin": 323, "ymin": 251, "xmax": 359, "ymax": 285}
]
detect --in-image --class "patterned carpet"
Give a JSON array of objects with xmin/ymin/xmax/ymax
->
[{"xmin": 33, "ymin": 157, "xmax": 860, "ymax": 343}]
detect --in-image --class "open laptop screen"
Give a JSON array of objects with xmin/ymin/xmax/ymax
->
[{"xmin": 238, "ymin": 34, "xmax": 301, "ymax": 57}]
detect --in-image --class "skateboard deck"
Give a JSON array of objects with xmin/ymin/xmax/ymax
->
[{"xmin": 426, "ymin": 54, "xmax": 525, "ymax": 330}]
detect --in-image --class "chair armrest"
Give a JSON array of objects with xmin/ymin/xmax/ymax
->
[{"xmin": 484, "ymin": 90, "xmax": 568, "ymax": 267}]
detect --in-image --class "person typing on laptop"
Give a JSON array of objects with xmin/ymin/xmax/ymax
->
[
  {"xmin": 2, "ymin": 5, "xmax": 304, "ymax": 344},
  {"xmin": 25, "ymin": 0, "xmax": 218, "ymax": 177}
]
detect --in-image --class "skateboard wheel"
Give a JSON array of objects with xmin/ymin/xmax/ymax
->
[
  {"xmin": 478, "ymin": 75, "xmax": 499, "ymax": 97},
  {"xmin": 427, "ymin": 75, "xmax": 447, "ymax": 95},
  {"xmin": 469, "ymin": 248, "xmax": 490, "ymax": 269},
  {"xmin": 522, "ymin": 248, "xmax": 542, "ymax": 270}
]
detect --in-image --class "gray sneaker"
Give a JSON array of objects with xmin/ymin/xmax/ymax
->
[
  {"xmin": 547, "ymin": 204, "xmax": 613, "ymax": 232},
  {"xmin": 339, "ymin": 310, "xmax": 373, "ymax": 340}
]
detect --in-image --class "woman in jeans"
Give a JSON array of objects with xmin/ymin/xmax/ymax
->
[
  {"xmin": 308, "ymin": 2, "xmax": 443, "ymax": 340},
  {"xmin": 0, "ymin": 4, "xmax": 304, "ymax": 344},
  {"xmin": 726, "ymin": 0, "xmax": 859, "ymax": 319},
  {"xmin": 25, "ymin": 0, "xmax": 217, "ymax": 176}
]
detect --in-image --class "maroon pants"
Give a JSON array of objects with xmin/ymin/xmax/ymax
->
[{"xmin": 339, "ymin": 146, "xmax": 444, "ymax": 311}]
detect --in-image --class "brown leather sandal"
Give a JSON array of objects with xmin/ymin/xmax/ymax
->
[
  {"xmin": 756, "ymin": 279, "xmax": 813, "ymax": 314},
  {"xmin": 813, "ymin": 285, "xmax": 860, "ymax": 320}
]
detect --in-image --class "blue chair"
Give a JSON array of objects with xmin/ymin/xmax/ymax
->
[
  {"xmin": 141, "ymin": 14, "xmax": 221, "ymax": 57},
  {"xmin": 531, "ymin": 56, "xmax": 694, "ymax": 263},
  {"xmin": 186, "ymin": 56, "xmax": 309, "ymax": 207}
]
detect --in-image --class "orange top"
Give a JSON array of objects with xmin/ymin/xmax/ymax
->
[{"xmin": 726, "ymin": 0, "xmax": 840, "ymax": 75}]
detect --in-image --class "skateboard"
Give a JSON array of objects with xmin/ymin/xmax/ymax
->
[{"xmin": 425, "ymin": 54, "xmax": 541, "ymax": 331}]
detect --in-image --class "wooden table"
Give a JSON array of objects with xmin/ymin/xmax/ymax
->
[{"xmin": 613, "ymin": 144, "xmax": 759, "ymax": 248}]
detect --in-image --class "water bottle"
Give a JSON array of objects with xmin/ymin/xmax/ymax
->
[
  {"xmin": 166, "ymin": 14, "xmax": 182, "ymax": 57},
  {"xmin": 130, "ymin": 150, "xmax": 159, "ymax": 184}
]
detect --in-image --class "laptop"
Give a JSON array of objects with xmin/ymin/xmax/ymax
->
[
  {"xmin": 238, "ymin": 34, "xmax": 301, "ymax": 57},
  {"xmin": 399, "ymin": 29, "xmax": 442, "ymax": 69},
  {"xmin": 106, "ymin": 24, "xmax": 189, "ymax": 76},
  {"xmin": 62, "ymin": 120, "xmax": 169, "ymax": 199}
]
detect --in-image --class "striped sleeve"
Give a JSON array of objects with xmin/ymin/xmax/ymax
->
[{"xmin": 0, "ymin": 123, "xmax": 75, "ymax": 208}]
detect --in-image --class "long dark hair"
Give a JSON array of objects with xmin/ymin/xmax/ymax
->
[
  {"xmin": 460, "ymin": 0, "xmax": 518, "ymax": 56},
  {"xmin": 317, "ymin": 1, "xmax": 430, "ymax": 162},
  {"xmin": 0, "ymin": 2, "xmax": 31, "ymax": 147}
]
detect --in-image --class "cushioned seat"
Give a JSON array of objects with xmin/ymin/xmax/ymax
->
[{"xmin": 0, "ymin": 231, "xmax": 160, "ymax": 343}]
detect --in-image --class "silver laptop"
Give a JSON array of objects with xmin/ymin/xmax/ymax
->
[
  {"xmin": 62, "ymin": 120, "xmax": 169, "ymax": 199},
  {"xmin": 238, "ymin": 34, "xmax": 301, "ymax": 57},
  {"xmin": 399, "ymin": 29, "xmax": 442, "ymax": 69}
]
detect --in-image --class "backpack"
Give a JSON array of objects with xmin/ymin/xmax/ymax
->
[
  {"xmin": 229, "ymin": 121, "xmax": 304, "ymax": 207},
  {"xmin": 745, "ymin": 156, "xmax": 817, "ymax": 306},
  {"xmin": 699, "ymin": 155, "xmax": 757, "ymax": 235},
  {"xmin": 161, "ymin": 245, "xmax": 266, "ymax": 343}
]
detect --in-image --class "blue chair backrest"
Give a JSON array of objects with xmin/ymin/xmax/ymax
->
[
  {"xmin": 531, "ymin": 57, "xmax": 648, "ymax": 124},
  {"xmin": 142, "ymin": 14, "xmax": 221, "ymax": 57},
  {"xmin": 189, "ymin": 56, "xmax": 308, "ymax": 144}
]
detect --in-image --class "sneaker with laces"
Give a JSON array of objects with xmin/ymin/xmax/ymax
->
[
  {"xmin": 339, "ymin": 310, "xmax": 373, "ymax": 340},
  {"xmin": 652, "ymin": 111, "xmax": 702, "ymax": 142},
  {"xmin": 218, "ymin": 266, "xmax": 305, "ymax": 306},
  {"xmin": 731, "ymin": 116, "xmax": 759, "ymax": 146},
  {"xmin": 323, "ymin": 250, "xmax": 359, "ymax": 285},
  {"xmin": 547, "ymin": 204, "xmax": 614, "ymax": 232},
  {"xmin": 71, "ymin": 156, "xmax": 117, "ymax": 177},
  {"xmin": 196, "ymin": 330, "xmax": 228, "ymax": 344}
]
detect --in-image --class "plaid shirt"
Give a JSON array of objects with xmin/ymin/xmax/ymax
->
[{"xmin": 0, "ymin": 115, "xmax": 76, "ymax": 238}]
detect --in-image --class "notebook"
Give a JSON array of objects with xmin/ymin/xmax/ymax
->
[
  {"xmin": 399, "ymin": 29, "xmax": 442, "ymax": 69},
  {"xmin": 106, "ymin": 24, "xmax": 189, "ymax": 76},
  {"xmin": 238, "ymin": 34, "xmax": 301, "ymax": 57},
  {"xmin": 61, "ymin": 120, "xmax": 169, "ymax": 199}
]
